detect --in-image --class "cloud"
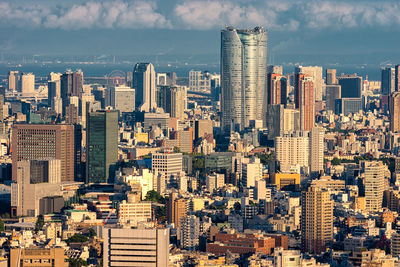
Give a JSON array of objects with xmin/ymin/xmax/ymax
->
[
  {"xmin": 0, "ymin": 1, "xmax": 170, "ymax": 30},
  {"xmin": 1, "ymin": 0, "xmax": 400, "ymax": 31}
]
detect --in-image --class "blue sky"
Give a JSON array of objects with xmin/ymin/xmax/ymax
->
[{"xmin": 1, "ymin": 0, "xmax": 400, "ymax": 66}]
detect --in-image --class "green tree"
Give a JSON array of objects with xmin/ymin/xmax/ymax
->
[
  {"xmin": 144, "ymin": 190, "xmax": 165, "ymax": 203},
  {"xmin": 35, "ymin": 215, "xmax": 44, "ymax": 233},
  {"xmin": 0, "ymin": 219, "xmax": 4, "ymax": 232},
  {"xmin": 88, "ymin": 228, "xmax": 97, "ymax": 238},
  {"xmin": 331, "ymin": 157, "xmax": 341, "ymax": 165},
  {"xmin": 173, "ymin": 146, "xmax": 181, "ymax": 153},
  {"xmin": 68, "ymin": 258, "xmax": 88, "ymax": 266},
  {"xmin": 234, "ymin": 202, "xmax": 241, "ymax": 211},
  {"xmin": 67, "ymin": 234, "xmax": 89, "ymax": 244}
]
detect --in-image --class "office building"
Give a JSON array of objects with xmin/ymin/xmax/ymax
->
[
  {"xmin": 242, "ymin": 157, "xmax": 263, "ymax": 188},
  {"xmin": 267, "ymin": 73, "xmax": 287, "ymax": 105},
  {"xmin": 133, "ymin": 63, "xmax": 157, "ymax": 112},
  {"xmin": 159, "ymin": 85, "xmax": 187, "ymax": 120},
  {"xmin": 325, "ymin": 84, "xmax": 341, "ymax": 111},
  {"xmin": 86, "ymin": 110, "xmax": 118, "ymax": 183},
  {"xmin": 143, "ymin": 112, "xmax": 170, "ymax": 131},
  {"xmin": 326, "ymin": 69, "xmax": 337, "ymax": 85},
  {"xmin": 194, "ymin": 120, "xmax": 213, "ymax": 140},
  {"xmin": 206, "ymin": 173, "xmax": 225, "ymax": 192},
  {"xmin": 266, "ymin": 105, "xmax": 300, "ymax": 140},
  {"xmin": 390, "ymin": 92, "xmax": 400, "ymax": 132},
  {"xmin": 48, "ymin": 80, "xmax": 61, "ymax": 110},
  {"xmin": 60, "ymin": 70, "xmax": 83, "ymax": 115},
  {"xmin": 156, "ymin": 72, "xmax": 177, "ymax": 86},
  {"xmin": 103, "ymin": 227, "xmax": 169, "ymax": 267},
  {"xmin": 294, "ymin": 73, "xmax": 315, "ymax": 131},
  {"xmin": 11, "ymin": 124, "xmax": 75, "ymax": 182},
  {"xmin": 267, "ymin": 65, "xmax": 283, "ymax": 75},
  {"xmin": 221, "ymin": 26, "xmax": 267, "ymax": 132},
  {"xmin": 335, "ymin": 98, "xmax": 362, "ymax": 115},
  {"xmin": 365, "ymin": 161, "xmax": 385, "ymax": 212},
  {"xmin": 310, "ymin": 127, "xmax": 324, "ymax": 174},
  {"xmin": 295, "ymin": 66, "xmax": 323, "ymax": 101},
  {"xmin": 180, "ymin": 215, "xmax": 200, "ymax": 250},
  {"xmin": 8, "ymin": 70, "xmax": 19, "ymax": 91},
  {"xmin": 118, "ymin": 201, "xmax": 152, "ymax": 226},
  {"xmin": 189, "ymin": 70, "xmax": 211, "ymax": 92},
  {"xmin": 11, "ymin": 160, "xmax": 63, "ymax": 217},
  {"xmin": 10, "ymin": 247, "xmax": 67, "ymax": 267},
  {"xmin": 381, "ymin": 67, "xmax": 396, "ymax": 95},
  {"xmin": 177, "ymin": 129, "xmax": 193, "ymax": 153},
  {"xmin": 395, "ymin": 65, "xmax": 400, "ymax": 92},
  {"xmin": 152, "ymin": 152, "xmax": 183, "ymax": 180},
  {"xmin": 21, "ymin": 72, "xmax": 35, "ymax": 95},
  {"xmin": 108, "ymin": 85, "xmax": 135, "ymax": 113},
  {"xmin": 167, "ymin": 192, "xmax": 187, "ymax": 228},
  {"xmin": 392, "ymin": 233, "xmax": 400, "ymax": 257},
  {"xmin": 338, "ymin": 74, "xmax": 362, "ymax": 98},
  {"xmin": 301, "ymin": 185, "xmax": 333, "ymax": 254}
]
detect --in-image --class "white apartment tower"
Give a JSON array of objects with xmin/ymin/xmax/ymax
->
[{"xmin": 365, "ymin": 161, "xmax": 385, "ymax": 212}]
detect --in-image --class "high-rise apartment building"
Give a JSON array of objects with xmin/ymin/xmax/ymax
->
[
  {"xmin": 338, "ymin": 74, "xmax": 362, "ymax": 98},
  {"xmin": 108, "ymin": 85, "xmax": 135, "ymax": 113},
  {"xmin": 133, "ymin": 63, "xmax": 157, "ymax": 112},
  {"xmin": 60, "ymin": 69, "xmax": 83, "ymax": 115},
  {"xmin": 294, "ymin": 73, "xmax": 315, "ymax": 131},
  {"xmin": 167, "ymin": 192, "xmax": 187, "ymax": 228},
  {"xmin": 326, "ymin": 69, "xmax": 337, "ymax": 85},
  {"xmin": 221, "ymin": 26, "xmax": 267, "ymax": 132},
  {"xmin": 381, "ymin": 67, "xmax": 396, "ymax": 95},
  {"xmin": 275, "ymin": 131, "xmax": 310, "ymax": 173},
  {"xmin": 11, "ymin": 124, "xmax": 75, "ymax": 182},
  {"xmin": 310, "ymin": 127, "xmax": 324, "ymax": 174},
  {"xmin": 242, "ymin": 157, "xmax": 263, "ymax": 188},
  {"xmin": 180, "ymin": 215, "xmax": 200, "ymax": 250},
  {"xmin": 158, "ymin": 86, "xmax": 187, "ymax": 120},
  {"xmin": 8, "ymin": 70, "xmax": 19, "ymax": 91},
  {"xmin": 103, "ymin": 227, "xmax": 169, "ymax": 267},
  {"xmin": 301, "ymin": 184, "xmax": 333, "ymax": 254},
  {"xmin": 194, "ymin": 120, "xmax": 213, "ymax": 140},
  {"xmin": 325, "ymin": 84, "xmax": 341, "ymax": 111},
  {"xmin": 267, "ymin": 73, "xmax": 287, "ymax": 106},
  {"xmin": 266, "ymin": 105, "xmax": 300, "ymax": 140},
  {"xmin": 21, "ymin": 72, "xmax": 35, "ymax": 95},
  {"xmin": 365, "ymin": 161, "xmax": 385, "ymax": 212},
  {"xmin": 86, "ymin": 110, "xmax": 118, "ymax": 183},
  {"xmin": 295, "ymin": 66, "xmax": 323, "ymax": 101},
  {"xmin": 390, "ymin": 92, "xmax": 400, "ymax": 132}
]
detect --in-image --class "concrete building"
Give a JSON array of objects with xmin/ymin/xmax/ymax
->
[
  {"xmin": 118, "ymin": 201, "xmax": 152, "ymax": 226},
  {"xmin": 335, "ymin": 98, "xmax": 362, "ymax": 115},
  {"xmin": 338, "ymin": 74, "xmax": 362, "ymax": 98},
  {"xmin": 310, "ymin": 127, "xmax": 324, "ymax": 174},
  {"xmin": 267, "ymin": 73, "xmax": 287, "ymax": 105},
  {"xmin": 301, "ymin": 185, "xmax": 333, "ymax": 254},
  {"xmin": 189, "ymin": 70, "xmax": 212, "ymax": 92},
  {"xmin": 86, "ymin": 110, "xmax": 119, "ymax": 183},
  {"xmin": 273, "ymin": 247, "xmax": 301, "ymax": 267},
  {"xmin": 275, "ymin": 131, "xmax": 310, "ymax": 173},
  {"xmin": 295, "ymin": 73, "xmax": 315, "ymax": 131},
  {"xmin": 103, "ymin": 227, "xmax": 169, "ymax": 267},
  {"xmin": 221, "ymin": 26, "xmax": 267, "ymax": 132},
  {"xmin": 391, "ymin": 232, "xmax": 400, "ymax": 257},
  {"xmin": 8, "ymin": 70, "xmax": 19, "ymax": 91},
  {"xmin": 10, "ymin": 247, "xmax": 67, "ymax": 267},
  {"xmin": 267, "ymin": 105, "xmax": 300, "ymax": 140},
  {"xmin": 108, "ymin": 85, "xmax": 135, "ymax": 113},
  {"xmin": 133, "ymin": 63, "xmax": 157, "ymax": 112},
  {"xmin": 158, "ymin": 85, "xmax": 187, "ymax": 120},
  {"xmin": 180, "ymin": 215, "xmax": 200, "ymax": 250},
  {"xmin": 365, "ymin": 161, "xmax": 385, "ymax": 212},
  {"xmin": 326, "ymin": 69, "xmax": 337, "ymax": 85},
  {"xmin": 152, "ymin": 152, "xmax": 183, "ymax": 193},
  {"xmin": 21, "ymin": 72, "xmax": 35, "ymax": 95},
  {"xmin": 11, "ymin": 124, "xmax": 75, "ymax": 182},
  {"xmin": 242, "ymin": 157, "xmax": 263, "ymax": 188},
  {"xmin": 206, "ymin": 173, "xmax": 225, "ymax": 192},
  {"xmin": 11, "ymin": 160, "xmax": 62, "ymax": 217},
  {"xmin": 390, "ymin": 92, "xmax": 400, "ymax": 132},
  {"xmin": 381, "ymin": 67, "xmax": 396, "ymax": 95},
  {"xmin": 167, "ymin": 192, "xmax": 187, "ymax": 228}
]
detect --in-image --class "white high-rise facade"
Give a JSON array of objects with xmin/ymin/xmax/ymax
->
[
  {"xmin": 275, "ymin": 131, "xmax": 310, "ymax": 173},
  {"xmin": 133, "ymin": 63, "xmax": 157, "ymax": 112},
  {"xmin": 295, "ymin": 66, "xmax": 323, "ymax": 101},
  {"xmin": 365, "ymin": 161, "xmax": 385, "ymax": 212},
  {"xmin": 221, "ymin": 26, "xmax": 267, "ymax": 132},
  {"xmin": 310, "ymin": 127, "xmax": 325, "ymax": 174},
  {"xmin": 21, "ymin": 73, "xmax": 35, "ymax": 95},
  {"xmin": 242, "ymin": 157, "xmax": 263, "ymax": 188}
]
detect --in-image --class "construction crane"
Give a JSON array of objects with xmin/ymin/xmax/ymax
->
[{"xmin": 102, "ymin": 209, "xmax": 116, "ymax": 225}]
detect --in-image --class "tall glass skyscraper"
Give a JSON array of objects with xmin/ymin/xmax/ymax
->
[
  {"xmin": 133, "ymin": 63, "xmax": 157, "ymax": 112},
  {"xmin": 86, "ymin": 110, "xmax": 118, "ymax": 184},
  {"xmin": 221, "ymin": 26, "xmax": 268, "ymax": 132}
]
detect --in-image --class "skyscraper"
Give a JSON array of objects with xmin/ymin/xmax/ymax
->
[
  {"xmin": 395, "ymin": 65, "xmax": 400, "ymax": 92},
  {"xmin": 365, "ymin": 161, "xmax": 385, "ymax": 212},
  {"xmin": 221, "ymin": 26, "xmax": 267, "ymax": 132},
  {"xmin": 11, "ymin": 124, "xmax": 75, "ymax": 182},
  {"xmin": 108, "ymin": 85, "xmax": 135, "ymax": 113},
  {"xmin": 86, "ymin": 110, "xmax": 118, "ymax": 183},
  {"xmin": 381, "ymin": 67, "xmax": 396, "ymax": 95},
  {"xmin": 294, "ymin": 73, "xmax": 315, "ymax": 131},
  {"xmin": 133, "ymin": 63, "xmax": 157, "ymax": 112},
  {"xmin": 295, "ymin": 66, "xmax": 323, "ymax": 101},
  {"xmin": 8, "ymin": 71, "xmax": 19, "ymax": 92},
  {"xmin": 167, "ymin": 192, "xmax": 187, "ymax": 228},
  {"xmin": 326, "ymin": 69, "xmax": 337, "ymax": 85},
  {"xmin": 267, "ymin": 73, "xmax": 287, "ymax": 106},
  {"xmin": 325, "ymin": 84, "xmax": 341, "ymax": 111},
  {"xmin": 310, "ymin": 127, "xmax": 324, "ymax": 174},
  {"xmin": 21, "ymin": 73, "xmax": 35, "ymax": 95},
  {"xmin": 301, "ymin": 184, "xmax": 333, "ymax": 254},
  {"xmin": 338, "ymin": 74, "xmax": 362, "ymax": 98},
  {"xmin": 48, "ymin": 80, "xmax": 61, "ymax": 110},
  {"xmin": 390, "ymin": 92, "xmax": 400, "ymax": 132},
  {"xmin": 158, "ymin": 86, "xmax": 187, "ymax": 120}
]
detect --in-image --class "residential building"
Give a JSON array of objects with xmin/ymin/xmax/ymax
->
[
  {"xmin": 10, "ymin": 247, "xmax": 67, "ymax": 267},
  {"xmin": 295, "ymin": 66, "xmax": 323, "ymax": 101},
  {"xmin": 118, "ymin": 201, "xmax": 152, "ymax": 226},
  {"xmin": 167, "ymin": 192, "xmax": 187, "ymax": 228},
  {"xmin": 365, "ymin": 161, "xmax": 385, "ymax": 212},
  {"xmin": 180, "ymin": 215, "xmax": 200, "ymax": 250},
  {"xmin": 390, "ymin": 92, "xmax": 400, "ymax": 132},
  {"xmin": 21, "ymin": 72, "xmax": 35, "ymax": 95},
  {"xmin": 8, "ymin": 70, "xmax": 19, "ymax": 91},
  {"xmin": 294, "ymin": 73, "xmax": 315, "ymax": 131}
]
